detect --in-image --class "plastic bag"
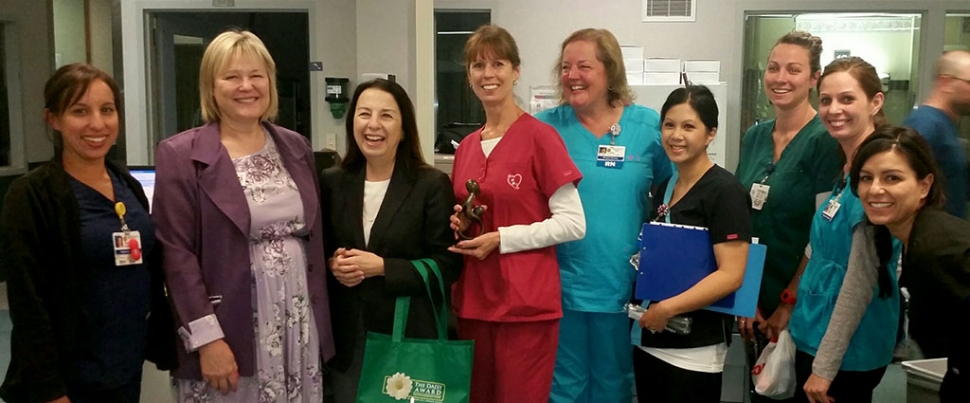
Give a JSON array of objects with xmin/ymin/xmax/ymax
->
[{"xmin": 752, "ymin": 329, "xmax": 797, "ymax": 399}]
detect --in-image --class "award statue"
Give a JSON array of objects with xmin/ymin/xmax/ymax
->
[{"xmin": 458, "ymin": 179, "xmax": 485, "ymax": 240}]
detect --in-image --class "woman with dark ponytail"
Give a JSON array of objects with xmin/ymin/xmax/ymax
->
[
  {"xmin": 784, "ymin": 57, "xmax": 902, "ymax": 403},
  {"xmin": 847, "ymin": 126, "xmax": 968, "ymax": 402}
]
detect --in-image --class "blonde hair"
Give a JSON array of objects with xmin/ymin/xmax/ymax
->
[
  {"xmin": 554, "ymin": 28, "xmax": 634, "ymax": 105},
  {"xmin": 198, "ymin": 30, "xmax": 278, "ymax": 123}
]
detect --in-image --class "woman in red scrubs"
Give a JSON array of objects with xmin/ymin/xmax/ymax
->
[{"xmin": 448, "ymin": 24, "xmax": 586, "ymax": 403}]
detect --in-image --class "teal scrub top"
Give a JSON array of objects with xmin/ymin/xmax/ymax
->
[
  {"xmin": 536, "ymin": 104, "xmax": 672, "ymax": 312},
  {"xmin": 789, "ymin": 176, "xmax": 901, "ymax": 372},
  {"xmin": 735, "ymin": 117, "xmax": 841, "ymax": 316}
]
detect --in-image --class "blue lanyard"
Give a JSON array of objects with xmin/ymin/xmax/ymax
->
[{"xmin": 661, "ymin": 170, "xmax": 678, "ymax": 224}]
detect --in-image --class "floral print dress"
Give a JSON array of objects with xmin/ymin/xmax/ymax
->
[{"xmin": 175, "ymin": 134, "xmax": 322, "ymax": 403}]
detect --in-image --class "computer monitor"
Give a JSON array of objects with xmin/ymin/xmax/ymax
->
[{"xmin": 128, "ymin": 165, "xmax": 155, "ymax": 212}]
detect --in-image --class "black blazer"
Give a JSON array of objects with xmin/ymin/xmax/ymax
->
[
  {"xmin": 905, "ymin": 208, "xmax": 970, "ymax": 362},
  {"xmin": 0, "ymin": 156, "xmax": 177, "ymax": 403},
  {"xmin": 320, "ymin": 160, "xmax": 463, "ymax": 371}
]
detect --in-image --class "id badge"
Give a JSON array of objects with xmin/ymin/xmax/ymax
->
[
  {"xmin": 750, "ymin": 183, "xmax": 770, "ymax": 210},
  {"xmin": 822, "ymin": 200, "xmax": 841, "ymax": 220},
  {"xmin": 596, "ymin": 145, "xmax": 626, "ymax": 169},
  {"xmin": 113, "ymin": 231, "xmax": 144, "ymax": 266}
]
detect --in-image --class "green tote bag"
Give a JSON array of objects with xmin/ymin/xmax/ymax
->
[{"xmin": 356, "ymin": 258, "xmax": 473, "ymax": 403}]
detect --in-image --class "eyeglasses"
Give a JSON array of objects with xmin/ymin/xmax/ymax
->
[{"xmin": 945, "ymin": 75, "xmax": 970, "ymax": 85}]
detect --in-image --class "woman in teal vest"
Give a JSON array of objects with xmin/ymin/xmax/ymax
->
[{"xmin": 787, "ymin": 56, "xmax": 900, "ymax": 403}]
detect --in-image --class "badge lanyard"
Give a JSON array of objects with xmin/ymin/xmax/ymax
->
[
  {"xmin": 113, "ymin": 202, "xmax": 144, "ymax": 265},
  {"xmin": 822, "ymin": 175, "xmax": 848, "ymax": 221},
  {"xmin": 609, "ymin": 123, "xmax": 621, "ymax": 146},
  {"xmin": 760, "ymin": 162, "xmax": 776, "ymax": 184},
  {"xmin": 659, "ymin": 170, "xmax": 678, "ymax": 224},
  {"xmin": 750, "ymin": 162, "xmax": 774, "ymax": 211},
  {"xmin": 596, "ymin": 123, "xmax": 625, "ymax": 169}
]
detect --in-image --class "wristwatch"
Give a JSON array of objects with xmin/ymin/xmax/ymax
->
[{"xmin": 780, "ymin": 289, "xmax": 797, "ymax": 305}]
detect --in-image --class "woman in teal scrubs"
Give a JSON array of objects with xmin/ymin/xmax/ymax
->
[
  {"xmin": 788, "ymin": 56, "xmax": 900, "ymax": 403},
  {"xmin": 734, "ymin": 31, "xmax": 841, "ymax": 402},
  {"xmin": 536, "ymin": 28, "xmax": 671, "ymax": 403}
]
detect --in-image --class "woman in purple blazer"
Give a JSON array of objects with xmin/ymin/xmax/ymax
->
[{"xmin": 152, "ymin": 30, "xmax": 334, "ymax": 402}]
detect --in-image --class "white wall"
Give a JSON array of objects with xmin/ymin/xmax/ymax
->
[
  {"xmin": 52, "ymin": 0, "xmax": 85, "ymax": 67},
  {"xmin": 99, "ymin": 0, "xmax": 970, "ymax": 168},
  {"xmin": 0, "ymin": 0, "xmax": 52, "ymax": 167},
  {"xmin": 354, "ymin": 0, "xmax": 435, "ymax": 161},
  {"xmin": 319, "ymin": 0, "xmax": 358, "ymax": 153},
  {"xmin": 357, "ymin": 0, "xmax": 412, "ymax": 94},
  {"xmin": 432, "ymin": 0, "xmax": 970, "ymax": 171},
  {"xmin": 120, "ymin": 0, "xmax": 358, "ymax": 164},
  {"xmin": 436, "ymin": 0, "xmax": 742, "ymax": 167}
]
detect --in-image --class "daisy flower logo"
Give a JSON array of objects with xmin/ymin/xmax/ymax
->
[
  {"xmin": 656, "ymin": 203, "xmax": 669, "ymax": 220},
  {"xmin": 386, "ymin": 372, "xmax": 413, "ymax": 400}
]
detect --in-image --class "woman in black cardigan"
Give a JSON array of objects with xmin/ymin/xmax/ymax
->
[
  {"xmin": 320, "ymin": 79, "xmax": 463, "ymax": 403},
  {"xmin": 0, "ymin": 64, "xmax": 176, "ymax": 403},
  {"xmin": 848, "ymin": 126, "xmax": 969, "ymax": 403}
]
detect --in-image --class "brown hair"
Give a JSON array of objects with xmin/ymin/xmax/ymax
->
[
  {"xmin": 849, "ymin": 125, "xmax": 944, "ymax": 299},
  {"xmin": 43, "ymin": 63, "xmax": 121, "ymax": 147},
  {"xmin": 554, "ymin": 28, "xmax": 634, "ymax": 106},
  {"xmin": 463, "ymin": 25, "xmax": 521, "ymax": 69},
  {"xmin": 772, "ymin": 31, "xmax": 824, "ymax": 74},
  {"xmin": 342, "ymin": 79, "xmax": 427, "ymax": 171},
  {"xmin": 850, "ymin": 125, "xmax": 945, "ymax": 210},
  {"xmin": 198, "ymin": 29, "xmax": 278, "ymax": 123},
  {"xmin": 818, "ymin": 56, "xmax": 887, "ymax": 128}
]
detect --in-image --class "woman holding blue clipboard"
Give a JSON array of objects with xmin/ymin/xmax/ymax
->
[{"xmin": 632, "ymin": 85, "xmax": 752, "ymax": 403}]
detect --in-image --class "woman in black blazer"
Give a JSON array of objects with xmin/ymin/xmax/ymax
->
[
  {"xmin": 847, "ymin": 126, "xmax": 970, "ymax": 403},
  {"xmin": 320, "ymin": 79, "xmax": 463, "ymax": 403}
]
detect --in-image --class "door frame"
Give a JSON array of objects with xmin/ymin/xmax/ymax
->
[
  {"xmin": 150, "ymin": 13, "xmax": 217, "ymax": 153},
  {"xmin": 118, "ymin": 1, "xmax": 318, "ymax": 165}
]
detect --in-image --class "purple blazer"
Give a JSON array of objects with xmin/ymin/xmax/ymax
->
[{"xmin": 153, "ymin": 122, "xmax": 334, "ymax": 379}]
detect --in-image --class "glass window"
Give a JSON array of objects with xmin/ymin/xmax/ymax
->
[
  {"xmin": 0, "ymin": 24, "xmax": 9, "ymax": 167},
  {"xmin": 944, "ymin": 12, "xmax": 970, "ymax": 140},
  {"xmin": 741, "ymin": 13, "xmax": 922, "ymax": 132},
  {"xmin": 434, "ymin": 11, "xmax": 490, "ymax": 136}
]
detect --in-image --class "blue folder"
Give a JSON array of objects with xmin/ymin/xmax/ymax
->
[{"xmin": 635, "ymin": 222, "xmax": 766, "ymax": 317}]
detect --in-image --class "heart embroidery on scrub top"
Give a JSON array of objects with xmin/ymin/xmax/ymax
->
[{"xmin": 507, "ymin": 173, "xmax": 522, "ymax": 190}]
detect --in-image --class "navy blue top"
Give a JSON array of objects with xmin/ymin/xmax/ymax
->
[
  {"xmin": 904, "ymin": 105, "xmax": 969, "ymax": 218},
  {"xmin": 68, "ymin": 170, "xmax": 154, "ymax": 389}
]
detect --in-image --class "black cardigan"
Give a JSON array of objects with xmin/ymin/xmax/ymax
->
[
  {"xmin": 904, "ymin": 208, "xmax": 970, "ymax": 362},
  {"xmin": 0, "ymin": 157, "xmax": 177, "ymax": 403}
]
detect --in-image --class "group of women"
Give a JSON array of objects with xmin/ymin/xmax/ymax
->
[
  {"xmin": 0, "ymin": 21, "xmax": 967, "ymax": 403},
  {"xmin": 737, "ymin": 31, "xmax": 969, "ymax": 403}
]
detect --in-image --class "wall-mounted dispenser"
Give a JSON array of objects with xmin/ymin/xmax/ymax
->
[{"xmin": 325, "ymin": 77, "xmax": 350, "ymax": 119}]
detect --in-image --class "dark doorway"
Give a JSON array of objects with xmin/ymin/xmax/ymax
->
[{"xmin": 149, "ymin": 11, "xmax": 311, "ymax": 147}]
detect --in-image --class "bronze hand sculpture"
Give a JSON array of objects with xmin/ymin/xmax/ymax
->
[{"xmin": 458, "ymin": 179, "xmax": 485, "ymax": 240}]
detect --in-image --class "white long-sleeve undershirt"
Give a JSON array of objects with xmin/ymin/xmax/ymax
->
[{"xmin": 479, "ymin": 137, "xmax": 586, "ymax": 254}]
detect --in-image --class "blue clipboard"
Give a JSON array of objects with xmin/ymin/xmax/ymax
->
[
  {"xmin": 635, "ymin": 222, "xmax": 766, "ymax": 317},
  {"xmin": 706, "ymin": 243, "xmax": 765, "ymax": 317}
]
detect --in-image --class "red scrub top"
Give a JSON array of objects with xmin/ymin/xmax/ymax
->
[{"xmin": 451, "ymin": 113, "xmax": 582, "ymax": 322}]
